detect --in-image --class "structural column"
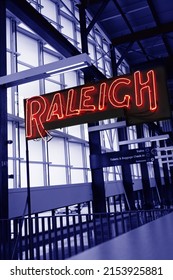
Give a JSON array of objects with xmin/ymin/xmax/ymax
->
[
  {"xmin": 0, "ymin": 0, "xmax": 9, "ymax": 259},
  {"xmin": 153, "ymin": 156, "xmax": 164, "ymax": 206},
  {"xmin": 150, "ymin": 128, "xmax": 164, "ymax": 206},
  {"xmin": 111, "ymin": 45, "xmax": 135, "ymax": 210},
  {"xmin": 117, "ymin": 125, "xmax": 136, "ymax": 210},
  {"xmin": 78, "ymin": 2, "xmax": 106, "ymax": 213},
  {"xmin": 160, "ymin": 140, "xmax": 172, "ymax": 206},
  {"xmin": 169, "ymin": 166, "xmax": 173, "ymax": 205},
  {"xmin": 136, "ymin": 125, "xmax": 153, "ymax": 209}
]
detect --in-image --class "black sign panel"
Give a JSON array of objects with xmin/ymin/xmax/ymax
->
[
  {"xmin": 90, "ymin": 147, "xmax": 156, "ymax": 169},
  {"xmin": 25, "ymin": 67, "xmax": 171, "ymax": 140}
]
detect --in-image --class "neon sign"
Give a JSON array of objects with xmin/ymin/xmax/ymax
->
[{"xmin": 24, "ymin": 67, "xmax": 171, "ymax": 140}]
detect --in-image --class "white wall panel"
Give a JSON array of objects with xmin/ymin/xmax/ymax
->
[{"xmin": 9, "ymin": 180, "xmax": 128, "ymax": 218}]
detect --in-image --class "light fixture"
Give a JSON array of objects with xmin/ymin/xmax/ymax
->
[
  {"xmin": 46, "ymin": 54, "xmax": 91, "ymax": 75},
  {"xmin": 119, "ymin": 134, "xmax": 169, "ymax": 145},
  {"xmin": 0, "ymin": 53, "xmax": 91, "ymax": 88},
  {"xmin": 47, "ymin": 62, "xmax": 90, "ymax": 76}
]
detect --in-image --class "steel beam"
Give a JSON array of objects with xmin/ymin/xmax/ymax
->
[
  {"xmin": 112, "ymin": 21, "xmax": 173, "ymax": 46},
  {"xmin": 6, "ymin": 0, "xmax": 79, "ymax": 57},
  {"xmin": 131, "ymin": 55, "xmax": 173, "ymax": 74},
  {"xmin": 88, "ymin": 121, "xmax": 126, "ymax": 132},
  {"xmin": 6, "ymin": 0, "xmax": 104, "ymax": 82},
  {"xmin": 117, "ymin": 124, "xmax": 135, "ymax": 210},
  {"xmin": 116, "ymin": 42, "xmax": 134, "ymax": 68},
  {"xmin": 147, "ymin": 0, "xmax": 173, "ymax": 56},
  {"xmin": 79, "ymin": 3, "xmax": 107, "ymax": 213},
  {"xmin": 112, "ymin": 0, "xmax": 149, "ymax": 60},
  {"xmin": 86, "ymin": 0, "xmax": 110, "ymax": 35}
]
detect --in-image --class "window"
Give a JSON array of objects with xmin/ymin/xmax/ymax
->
[{"xmin": 6, "ymin": 0, "xmax": 126, "ymax": 189}]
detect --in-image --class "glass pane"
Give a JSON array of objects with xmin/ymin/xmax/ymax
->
[
  {"xmin": 49, "ymin": 166, "xmax": 66, "ymax": 185},
  {"xmin": 19, "ymin": 129, "xmax": 26, "ymax": 161},
  {"xmin": 21, "ymin": 163, "xmax": 44, "ymax": 188},
  {"xmin": 8, "ymin": 160, "xmax": 14, "ymax": 189},
  {"xmin": 17, "ymin": 33, "xmax": 38, "ymax": 66},
  {"xmin": 86, "ymin": 147, "xmax": 90, "ymax": 168},
  {"xmin": 64, "ymin": 71, "xmax": 77, "ymax": 88},
  {"xmin": 69, "ymin": 143, "xmax": 83, "ymax": 166},
  {"xmin": 43, "ymin": 52, "xmax": 60, "ymax": 64},
  {"xmin": 21, "ymin": 162, "xmax": 27, "ymax": 188},
  {"xmin": 7, "ymin": 88, "xmax": 13, "ymax": 114},
  {"xmin": 88, "ymin": 42, "xmax": 96, "ymax": 61},
  {"xmin": 45, "ymin": 79, "xmax": 61, "ymax": 92},
  {"xmin": 41, "ymin": 0, "xmax": 56, "ymax": 21},
  {"xmin": 18, "ymin": 80, "xmax": 40, "ymax": 117},
  {"xmin": 28, "ymin": 140, "xmax": 43, "ymax": 161},
  {"xmin": 61, "ymin": 17, "xmax": 74, "ymax": 38},
  {"xmin": 29, "ymin": 164, "xmax": 44, "ymax": 187},
  {"xmin": 60, "ymin": 0, "xmax": 72, "ymax": 13},
  {"xmin": 48, "ymin": 138, "xmax": 65, "ymax": 164},
  {"xmin": 83, "ymin": 124, "xmax": 89, "ymax": 141},
  {"xmin": 8, "ymin": 122, "xmax": 13, "ymax": 157},
  {"xmin": 67, "ymin": 125, "xmax": 81, "ymax": 138},
  {"xmin": 7, "ymin": 51, "xmax": 11, "ymax": 75},
  {"xmin": 6, "ymin": 18, "xmax": 11, "ymax": 49},
  {"xmin": 71, "ymin": 169, "xmax": 84, "ymax": 183}
]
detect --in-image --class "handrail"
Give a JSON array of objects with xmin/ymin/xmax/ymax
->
[{"xmin": 1, "ymin": 208, "xmax": 172, "ymax": 260}]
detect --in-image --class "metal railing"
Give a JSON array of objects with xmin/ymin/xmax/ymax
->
[{"xmin": 0, "ymin": 208, "xmax": 172, "ymax": 260}]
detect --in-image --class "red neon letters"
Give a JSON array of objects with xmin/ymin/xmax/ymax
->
[
  {"xmin": 25, "ymin": 68, "xmax": 165, "ymax": 140},
  {"xmin": 134, "ymin": 70, "xmax": 157, "ymax": 111}
]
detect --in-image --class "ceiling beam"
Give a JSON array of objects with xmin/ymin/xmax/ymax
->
[
  {"xmin": 112, "ymin": 0, "xmax": 150, "ymax": 61},
  {"xmin": 86, "ymin": 0, "xmax": 110, "ymax": 35},
  {"xmin": 147, "ymin": 0, "xmax": 173, "ymax": 56},
  {"xmin": 130, "ymin": 55, "xmax": 173, "ymax": 79},
  {"xmin": 112, "ymin": 21, "xmax": 173, "ymax": 46}
]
